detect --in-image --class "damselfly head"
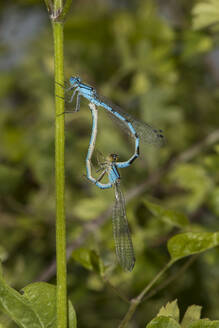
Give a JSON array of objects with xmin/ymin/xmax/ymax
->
[
  {"xmin": 69, "ymin": 76, "xmax": 81, "ymax": 86},
  {"xmin": 107, "ymin": 153, "xmax": 119, "ymax": 162}
]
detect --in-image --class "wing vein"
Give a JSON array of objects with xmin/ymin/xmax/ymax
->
[{"xmin": 112, "ymin": 182, "xmax": 135, "ymax": 271}]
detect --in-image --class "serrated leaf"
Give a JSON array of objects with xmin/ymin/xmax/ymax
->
[
  {"xmin": 157, "ymin": 300, "xmax": 179, "ymax": 322},
  {"xmin": 192, "ymin": 0, "xmax": 219, "ymax": 30},
  {"xmin": 181, "ymin": 305, "xmax": 202, "ymax": 328},
  {"xmin": 144, "ymin": 200, "xmax": 189, "ymax": 228},
  {"xmin": 189, "ymin": 319, "xmax": 219, "ymax": 327},
  {"xmin": 72, "ymin": 247, "xmax": 104, "ymax": 274},
  {"xmin": 146, "ymin": 315, "xmax": 181, "ymax": 328},
  {"xmin": 168, "ymin": 232, "xmax": 219, "ymax": 262}
]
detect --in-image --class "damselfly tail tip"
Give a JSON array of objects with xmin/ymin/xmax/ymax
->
[
  {"xmin": 152, "ymin": 128, "xmax": 165, "ymax": 146},
  {"xmin": 121, "ymin": 256, "xmax": 136, "ymax": 272}
]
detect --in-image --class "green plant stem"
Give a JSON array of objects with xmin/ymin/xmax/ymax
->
[
  {"xmin": 60, "ymin": 0, "xmax": 73, "ymax": 20},
  {"xmin": 144, "ymin": 255, "xmax": 198, "ymax": 302},
  {"xmin": 53, "ymin": 20, "xmax": 67, "ymax": 328},
  {"xmin": 54, "ymin": 0, "xmax": 63, "ymax": 12},
  {"xmin": 119, "ymin": 260, "xmax": 173, "ymax": 328}
]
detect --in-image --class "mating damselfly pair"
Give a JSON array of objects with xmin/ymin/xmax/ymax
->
[{"xmin": 63, "ymin": 77, "xmax": 165, "ymax": 271}]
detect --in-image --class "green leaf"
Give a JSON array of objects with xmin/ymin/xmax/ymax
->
[
  {"xmin": 144, "ymin": 200, "xmax": 189, "ymax": 228},
  {"xmin": 157, "ymin": 300, "xmax": 179, "ymax": 322},
  {"xmin": 68, "ymin": 300, "xmax": 77, "ymax": 328},
  {"xmin": 181, "ymin": 305, "xmax": 202, "ymax": 328},
  {"xmin": 192, "ymin": 0, "xmax": 219, "ymax": 30},
  {"xmin": 72, "ymin": 247, "xmax": 104, "ymax": 274},
  {"xmin": 22, "ymin": 283, "xmax": 77, "ymax": 328},
  {"xmin": 189, "ymin": 319, "xmax": 219, "ymax": 327},
  {"xmin": 21, "ymin": 282, "xmax": 56, "ymax": 327},
  {"xmin": 0, "ymin": 276, "xmax": 42, "ymax": 327},
  {"xmin": 0, "ymin": 268, "xmax": 77, "ymax": 328},
  {"xmin": 167, "ymin": 232, "xmax": 219, "ymax": 262},
  {"xmin": 146, "ymin": 316, "xmax": 181, "ymax": 328}
]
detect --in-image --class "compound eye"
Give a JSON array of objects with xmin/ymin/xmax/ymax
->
[
  {"xmin": 70, "ymin": 76, "xmax": 80, "ymax": 86},
  {"xmin": 70, "ymin": 77, "xmax": 75, "ymax": 84}
]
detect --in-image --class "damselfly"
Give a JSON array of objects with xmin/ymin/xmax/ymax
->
[
  {"xmin": 86, "ymin": 104, "xmax": 135, "ymax": 271},
  {"xmin": 65, "ymin": 77, "xmax": 164, "ymax": 167}
]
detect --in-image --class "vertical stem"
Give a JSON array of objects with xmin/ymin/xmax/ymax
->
[{"xmin": 53, "ymin": 21, "xmax": 67, "ymax": 328}]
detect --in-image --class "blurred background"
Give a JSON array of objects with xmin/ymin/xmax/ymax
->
[{"xmin": 0, "ymin": 0, "xmax": 219, "ymax": 327}]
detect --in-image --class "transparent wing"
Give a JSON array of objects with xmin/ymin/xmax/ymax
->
[
  {"xmin": 95, "ymin": 149, "xmax": 106, "ymax": 166},
  {"xmin": 90, "ymin": 150, "xmax": 108, "ymax": 172},
  {"xmin": 97, "ymin": 94, "xmax": 165, "ymax": 147},
  {"xmin": 64, "ymin": 81, "xmax": 164, "ymax": 146},
  {"xmin": 112, "ymin": 182, "xmax": 135, "ymax": 271}
]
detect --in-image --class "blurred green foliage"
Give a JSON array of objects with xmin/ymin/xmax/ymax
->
[
  {"xmin": 0, "ymin": 0, "xmax": 219, "ymax": 327},
  {"xmin": 146, "ymin": 300, "xmax": 219, "ymax": 327}
]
